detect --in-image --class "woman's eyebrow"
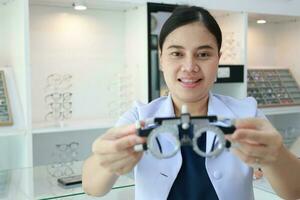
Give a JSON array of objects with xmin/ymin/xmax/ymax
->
[
  {"xmin": 196, "ymin": 45, "xmax": 214, "ymax": 50},
  {"xmin": 167, "ymin": 45, "xmax": 184, "ymax": 49},
  {"xmin": 167, "ymin": 45, "xmax": 215, "ymax": 50}
]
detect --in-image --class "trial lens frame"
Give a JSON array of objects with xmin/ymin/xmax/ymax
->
[{"xmin": 134, "ymin": 106, "xmax": 236, "ymax": 159}]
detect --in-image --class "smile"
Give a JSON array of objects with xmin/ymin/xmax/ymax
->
[{"xmin": 178, "ymin": 78, "xmax": 202, "ymax": 88}]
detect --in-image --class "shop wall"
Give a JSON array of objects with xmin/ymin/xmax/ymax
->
[
  {"xmin": 276, "ymin": 20, "xmax": 300, "ymax": 81},
  {"xmin": 30, "ymin": 5, "xmax": 126, "ymax": 124},
  {"xmin": 248, "ymin": 23, "xmax": 279, "ymax": 67},
  {"xmin": 248, "ymin": 19, "xmax": 300, "ymax": 82}
]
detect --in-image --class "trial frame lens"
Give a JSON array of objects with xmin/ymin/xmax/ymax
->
[
  {"xmin": 192, "ymin": 125, "xmax": 226, "ymax": 158},
  {"xmin": 147, "ymin": 125, "xmax": 180, "ymax": 159}
]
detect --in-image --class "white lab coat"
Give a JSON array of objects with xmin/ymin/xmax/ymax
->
[{"xmin": 116, "ymin": 92, "xmax": 263, "ymax": 200}]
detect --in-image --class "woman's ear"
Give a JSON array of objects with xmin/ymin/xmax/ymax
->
[
  {"xmin": 158, "ymin": 49, "xmax": 163, "ymax": 71},
  {"xmin": 218, "ymin": 51, "xmax": 222, "ymax": 60}
]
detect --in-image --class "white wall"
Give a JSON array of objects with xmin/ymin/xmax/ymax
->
[
  {"xmin": 30, "ymin": 5, "xmax": 127, "ymax": 124},
  {"xmin": 0, "ymin": 0, "xmax": 30, "ymax": 169},
  {"xmin": 276, "ymin": 20, "xmax": 300, "ymax": 81},
  {"xmin": 248, "ymin": 23, "xmax": 279, "ymax": 67},
  {"xmin": 212, "ymin": 12, "xmax": 248, "ymax": 99},
  {"xmin": 114, "ymin": 0, "xmax": 300, "ymax": 16},
  {"xmin": 124, "ymin": 5, "xmax": 148, "ymax": 103},
  {"xmin": 216, "ymin": 12, "xmax": 246, "ymax": 65},
  {"xmin": 248, "ymin": 19, "xmax": 300, "ymax": 82}
]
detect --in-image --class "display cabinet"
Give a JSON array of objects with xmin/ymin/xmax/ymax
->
[
  {"xmin": 247, "ymin": 12, "xmax": 300, "ymax": 155},
  {"xmin": 247, "ymin": 69, "xmax": 300, "ymax": 107}
]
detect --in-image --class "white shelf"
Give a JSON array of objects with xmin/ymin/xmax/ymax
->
[
  {"xmin": 261, "ymin": 106, "xmax": 300, "ymax": 115},
  {"xmin": 0, "ymin": 127, "xmax": 26, "ymax": 137},
  {"xmin": 32, "ymin": 118, "xmax": 116, "ymax": 134}
]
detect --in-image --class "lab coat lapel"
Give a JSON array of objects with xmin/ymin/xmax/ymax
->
[
  {"xmin": 206, "ymin": 92, "xmax": 235, "ymax": 154},
  {"xmin": 154, "ymin": 95, "xmax": 182, "ymax": 199},
  {"xmin": 138, "ymin": 95, "xmax": 183, "ymax": 199}
]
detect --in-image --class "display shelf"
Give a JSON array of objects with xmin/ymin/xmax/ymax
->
[
  {"xmin": 0, "ymin": 161, "xmax": 283, "ymax": 200},
  {"xmin": 32, "ymin": 118, "xmax": 116, "ymax": 135},
  {"xmin": 261, "ymin": 105, "xmax": 300, "ymax": 115},
  {"xmin": 0, "ymin": 161, "xmax": 134, "ymax": 200},
  {"xmin": 247, "ymin": 69, "xmax": 300, "ymax": 108},
  {"xmin": 0, "ymin": 68, "xmax": 26, "ymax": 138},
  {"xmin": 0, "ymin": 128, "xmax": 27, "ymax": 137}
]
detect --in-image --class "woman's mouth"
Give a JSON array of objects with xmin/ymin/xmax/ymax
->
[{"xmin": 178, "ymin": 78, "xmax": 202, "ymax": 88}]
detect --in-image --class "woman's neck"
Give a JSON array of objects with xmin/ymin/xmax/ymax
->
[{"xmin": 172, "ymin": 94, "xmax": 209, "ymax": 117}]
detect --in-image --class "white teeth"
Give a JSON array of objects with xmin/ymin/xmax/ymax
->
[{"xmin": 181, "ymin": 79, "xmax": 197, "ymax": 83}]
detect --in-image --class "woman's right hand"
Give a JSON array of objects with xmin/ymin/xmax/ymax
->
[{"xmin": 92, "ymin": 124, "xmax": 146, "ymax": 176}]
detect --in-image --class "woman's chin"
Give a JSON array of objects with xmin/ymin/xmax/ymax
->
[{"xmin": 172, "ymin": 92, "xmax": 209, "ymax": 104}]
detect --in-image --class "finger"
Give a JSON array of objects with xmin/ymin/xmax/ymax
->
[
  {"xmin": 230, "ymin": 148, "xmax": 263, "ymax": 167},
  {"xmin": 234, "ymin": 118, "xmax": 266, "ymax": 129},
  {"xmin": 231, "ymin": 129, "xmax": 274, "ymax": 144},
  {"xmin": 106, "ymin": 152, "xmax": 142, "ymax": 174},
  {"xmin": 234, "ymin": 142, "xmax": 269, "ymax": 158},
  {"xmin": 115, "ymin": 153, "xmax": 143, "ymax": 175},
  {"xmin": 98, "ymin": 148, "xmax": 136, "ymax": 166},
  {"xmin": 114, "ymin": 135, "xmax": 146, "ymax": 151},
  {"xmin": 226, "ymin": 134, "xmax": 261, "ymax": 146},
  {"xmin": 93, "ymin": 135, "xmax": 145, "ymax": 154},
  {"xmin": 104, "ymin": 124, "xmax": 138, "ymax": 140}
]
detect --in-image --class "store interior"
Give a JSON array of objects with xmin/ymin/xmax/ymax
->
[{"xmin": 0, "ymin": 0, "xmax": 300, "ymax": 199}]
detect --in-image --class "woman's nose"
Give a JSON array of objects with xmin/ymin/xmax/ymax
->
[{"xmin": 181, "ymin": 56, "xmax": 200, "ymax": 72}]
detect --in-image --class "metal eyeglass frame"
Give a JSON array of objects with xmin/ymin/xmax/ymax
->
[{"xmin": 134, "ymin": 105, "xmax": 236, "ymax": 159}]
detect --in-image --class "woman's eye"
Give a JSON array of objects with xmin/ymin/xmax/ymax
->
[
  {"xmin": 170, "ymin": 52, "xmax": 182, "ymax": 57},
  {"xmin": 197, "ymin": 52, "xmax": 210, "ymax": 58}
]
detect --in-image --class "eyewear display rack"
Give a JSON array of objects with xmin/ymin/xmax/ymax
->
[
  {"xmin": 247, "ymin": 69, "xmax": 300, "ymax": 107},
  {"xmin": 0, "ymin": 71, "xmax": 13, "ymax": 126}
]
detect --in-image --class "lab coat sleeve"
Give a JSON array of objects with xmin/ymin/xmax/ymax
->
[
  {"xmin": 115, "ymin": 107, "xmax": 139, "ymax": 127},
  {"xmin": 114, "ymin": 101, "xmax": 143, "ymax": 127},
  {"xmin": 256, "ymin": 108, "xmax": 267, "ymax": 119}
]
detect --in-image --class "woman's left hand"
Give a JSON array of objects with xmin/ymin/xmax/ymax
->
[{"xmin": 226, "ymin": 118, "xmax": 284, "ymax": 167}]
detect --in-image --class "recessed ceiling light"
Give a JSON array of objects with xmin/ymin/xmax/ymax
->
[
  {"xmin": 256, "ymin": 19, "xmax": 267, "ymax": 24},
  {"xmin": 72, "ymin": 2, "xmax": 87, "ymax": 11}
]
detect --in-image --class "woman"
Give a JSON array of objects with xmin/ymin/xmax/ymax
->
[{"xmin": 82, "ymin": 6, "xmax": 300, "ymax": 200}]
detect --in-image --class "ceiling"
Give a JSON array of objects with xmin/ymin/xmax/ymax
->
[
  {"xmin": 29, "ymin": 0, "xmax": 142, "ymax": 11},
  {"xmin": 29, "ymin": 0, "xmax": 300, "ymax": 23},
  {"xmin": 248, "ymin": 13, "xmax": 299, "ymax": 24}
]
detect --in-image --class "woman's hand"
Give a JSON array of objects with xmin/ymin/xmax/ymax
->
[
  {"xmin": 92, "ymin": 124, "xmax": 146, "ymax": 176},
  {"xmin": 226, "ymin": 118, "xmax": 284, "ymax": 167}
]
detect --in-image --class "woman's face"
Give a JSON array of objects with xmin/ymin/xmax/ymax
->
[{"xmin": 159, "ymin": 21, "xmax": 221, "ymax": 104}]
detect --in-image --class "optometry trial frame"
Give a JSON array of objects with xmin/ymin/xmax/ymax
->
[{"xmin": 134, "ymin": 105, "xmax": 236, "ymax": 159}]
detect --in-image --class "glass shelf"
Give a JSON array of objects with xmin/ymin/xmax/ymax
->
[
  {"xmin": 0, "ymin": 161, "xmax": 134, "ymax": 200},
  {"xmin": 0, "ymin": 161, "xmax": 283, "ymax": 200},
  {"xmin": 32, "ymin": 118, "xmax": 116, "ymax": 135}
]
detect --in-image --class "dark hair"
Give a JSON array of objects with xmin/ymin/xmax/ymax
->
[{"xmin": 159, "ymin": 5, "xmax": 222, "ymax": 52}]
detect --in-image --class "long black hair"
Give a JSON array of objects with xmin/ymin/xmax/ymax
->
[{"xmin": 159, "ymin": 5, "xmax": 222, "ymax": 52}]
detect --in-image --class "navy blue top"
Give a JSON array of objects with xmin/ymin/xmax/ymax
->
[{"xmin": 167, "ymin": 126, "xmax": 219, "ymax": 200}]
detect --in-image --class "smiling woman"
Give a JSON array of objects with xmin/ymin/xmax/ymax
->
[{"xmin": 82, "ymin": 5, "xmax": 300, "ymax": 200}]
